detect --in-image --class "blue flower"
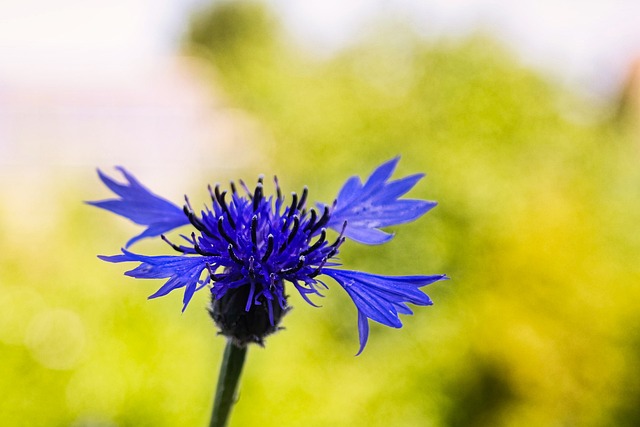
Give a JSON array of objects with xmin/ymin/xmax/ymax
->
[{"xmin": 90, "ymin": 157, "xmax": 447, "ymax": 354}]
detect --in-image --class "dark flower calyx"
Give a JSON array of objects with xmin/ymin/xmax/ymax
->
[{"xmin": 209, "ymin": 284, "xmax": 290, "ymax": 347}]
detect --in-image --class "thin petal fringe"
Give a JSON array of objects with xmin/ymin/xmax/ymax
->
[{"xmin": 327, "ymin": 158, "xmax": 436, "ymax": 245}]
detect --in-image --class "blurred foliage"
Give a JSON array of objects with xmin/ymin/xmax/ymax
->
[{"xmin": 2, "ymin": 0, "xmax": 640, "ymax": 426}]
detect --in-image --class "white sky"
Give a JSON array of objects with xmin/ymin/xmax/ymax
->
[
  {"xmin": 0, "ymin": 0, "xmax": 639, "ymax": 94},
  {"xmin": 0, "ymin": 0, "xmax": 193, "ymax": 85}
]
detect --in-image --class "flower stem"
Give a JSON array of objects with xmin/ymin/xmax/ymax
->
[{"xmin": 209, "ymin": 339, "xmax": 248, "ymax": 427}]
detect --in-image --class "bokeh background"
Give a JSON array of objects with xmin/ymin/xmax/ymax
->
[{"xmin": 2, "ymin": 1, "xmax": 640, "ymax": 426}]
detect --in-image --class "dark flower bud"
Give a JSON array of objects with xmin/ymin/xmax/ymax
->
[{"xmin": 209, "ymin": 283, "xmax": 290, "ymax": 347}]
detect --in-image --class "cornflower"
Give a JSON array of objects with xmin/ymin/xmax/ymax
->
[{"xmin": 89, "ymin": 158, "xmax": 447, "ymax": 354}]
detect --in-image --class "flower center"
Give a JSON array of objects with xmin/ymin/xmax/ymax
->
[{"xmin": 168, "ymin": 177, "xmax": 346, "ymax": 344}]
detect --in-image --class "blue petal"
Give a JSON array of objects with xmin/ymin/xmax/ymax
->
[
  {"xmin": 335, "ymin": 176, "xmax": 362, "ymax": 205},
  {"xmin": 323, "ymin": 268, "xmax": 448, "ymax": 354},
  {"xmin": 356, "ymin": 311, "xmax": 369, "ymax": 356},
  {"xmin": 340, "ymin": 227, "xmax": 394, "ymax": 245},
  {"xmin": 327, "ymin": 157, "xmax": 437, "ymax": 245},
  {"xmin": 87, "ymin": 167, "xmax": 189, "ymax": 247},
  {"xmin": 99, "ymin": 249, "xmax": 211, "ymax": 310}
]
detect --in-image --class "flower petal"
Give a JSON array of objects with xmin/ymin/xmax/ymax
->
[
  {"xmin": 99, "ymin": 249, "xmax": 211, "ymax": 310},
  {"xmin": 323, "ymin": 268, "xmax": 448, "ymax": 354},
  {"xmin": 356, "ymin": 311, "xmax": 370, "ymax": 356},
  {"xmin": 327, "ymin": 157, "xmax": 437, "ymax": 245},
  {"xmin": 87, "ymin": 167, "xmax": 189, "ymax": 247}
]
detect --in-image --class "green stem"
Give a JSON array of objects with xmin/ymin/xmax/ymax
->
[{"xmin": 209, "ymin": 339, "xmax": 248, "ymax": 427}]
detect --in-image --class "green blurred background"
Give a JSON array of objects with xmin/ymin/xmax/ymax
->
[{"xmin": 2, "ymin": 1, "xmax": 640, "ymax": 426}]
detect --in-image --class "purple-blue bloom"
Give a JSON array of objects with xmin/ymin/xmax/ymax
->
[
  {"xmin": 91, "ymin": 158, "xmax": 447, "ymax": 354},
  {"xmin": 86, "ymin": 167, "xmax": 189, "ymax": 247}
]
